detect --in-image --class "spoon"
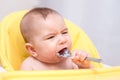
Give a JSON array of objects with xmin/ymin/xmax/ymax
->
[{"xmin": 58, "ymin": 50, "xmax": 102, "ymax": 63}]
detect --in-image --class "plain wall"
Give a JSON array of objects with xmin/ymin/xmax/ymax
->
[{"xmin": 0, "ymin": 0, "xmax": 120, "ymax": 66}]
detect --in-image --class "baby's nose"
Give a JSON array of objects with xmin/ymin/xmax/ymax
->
[{"xmin": 58, "ymin": 35, "xmax": 67, "ymax": 45}]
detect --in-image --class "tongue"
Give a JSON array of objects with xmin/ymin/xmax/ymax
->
[{"xmin": 59, "ymin": 48, "xmax": 66, "ymax": 55}]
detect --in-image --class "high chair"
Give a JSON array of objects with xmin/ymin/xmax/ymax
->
[
  {"xmin": 0, "ymin": 10, "xmax": 120, "ymax": 80},
  {"xmin": 0, "ymin": 10, "xmax": 103, "ymax": 71}
]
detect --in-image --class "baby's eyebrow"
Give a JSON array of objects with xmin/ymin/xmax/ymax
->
[
  {"xmin": 44, "ymin": 27, "xmax": 68, "ymax": 37},
  {"xmin": 62, "ymin": 27, "xmax": 68, "ymax": 31},
  {"xmin": 44, "ymin": 32, "xmax": 56, "ymax": 37}
]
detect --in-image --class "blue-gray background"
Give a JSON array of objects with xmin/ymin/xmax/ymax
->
[{"xmin": 0, "ymin": 0, "xmax": 120, "ymax": 66}]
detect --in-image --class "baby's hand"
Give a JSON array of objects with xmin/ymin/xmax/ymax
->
[{"xmin": 71, "ymin": 50, "xmax": 91, "ymax": 69}]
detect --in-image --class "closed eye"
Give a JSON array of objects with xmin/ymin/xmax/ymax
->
[
  {"xmin": 47, "ymin": 36, "xmax": 55, "ymax": 39},
  {"xmin": 62, "ymin": 28, "xmax": 68, "ymax": 35},
  {"xmin": 62, "ymin": 31, "xmax": 68, "ymax": 34}
]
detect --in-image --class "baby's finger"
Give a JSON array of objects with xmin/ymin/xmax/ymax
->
[
  {"xmin": 72, "ymin": 58, "xmax": 82, "ymax": 67},
  {"xmin": 72, "ymin": 58, "xmax": 90, "ymax": 68},
  {"xmin": 76, "ymin": 51, "xmax": 88, "ymax": 61}
]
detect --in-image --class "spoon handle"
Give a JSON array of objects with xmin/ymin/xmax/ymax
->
[{"xmin": 85, "ymin": 57, "xmax": 102, "ymax": 63}]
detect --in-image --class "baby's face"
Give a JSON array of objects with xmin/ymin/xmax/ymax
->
[{"xmin": 30, "ymin": 14, "xmax": 72, "ymax": 63}]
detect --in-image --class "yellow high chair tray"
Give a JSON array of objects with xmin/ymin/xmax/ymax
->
[
  {"xmin": 0, "ymin": 66, "xmax": 120, "ymax": 80},
  {"xmin": 0, "ymin": 10, "xmax": 120, "ymax": 80}
]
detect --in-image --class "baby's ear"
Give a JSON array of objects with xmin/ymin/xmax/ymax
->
[{"xmin": 25, "ymin": 43, "xmax": 38, "ymax": 57}]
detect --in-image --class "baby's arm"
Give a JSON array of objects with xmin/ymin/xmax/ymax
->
[{"xmin": 71, "ymin": 50, "xmax": 92, "ymax": 69}]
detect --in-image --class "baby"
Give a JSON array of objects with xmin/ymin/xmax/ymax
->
[{"xmin": 20, "ymin": 7, "xmax": 91, "ymax": 70}]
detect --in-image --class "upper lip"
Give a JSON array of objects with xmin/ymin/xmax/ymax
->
[{"xmin": 57, "ymin": 47, "xmax": 68, "ymax": 53}]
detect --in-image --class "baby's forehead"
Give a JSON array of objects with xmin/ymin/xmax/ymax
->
[
  {"xmin": 24, "ymin": 13, "xmax": 65, "ymax": 33},
  {"xmin": 31, "ymin": 13, "xmax": 63, "ymax": 25},
  {"xmin": 27, "ymin": 13, "xmax": 54, "ymax": 23}
]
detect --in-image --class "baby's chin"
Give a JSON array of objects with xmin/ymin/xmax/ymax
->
[{"xmin": 37, "ymin": 56, "xmax": 66, "ymax": 64}]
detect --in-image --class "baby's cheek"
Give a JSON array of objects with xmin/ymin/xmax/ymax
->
[{"xmin": 69, "ymin": 40, "xmax": 72, "ymax": 48}]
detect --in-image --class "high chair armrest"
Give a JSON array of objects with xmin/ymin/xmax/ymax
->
[
  {"xmin": 0, "ymin": 66, "xmax": 6, "ymax": 72},
  {"xmin": 103, "ymin": 64, "xmax": 111, "ymax": 68}
]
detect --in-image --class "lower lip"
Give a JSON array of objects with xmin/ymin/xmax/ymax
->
[{"xmin": 57, "ymin": 50, "xmax": 71, "ymax": 58}]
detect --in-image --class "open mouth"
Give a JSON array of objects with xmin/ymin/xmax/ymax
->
[{"xmin": 57, "ymin": 48, "xmax": 71, "ymax": 58}]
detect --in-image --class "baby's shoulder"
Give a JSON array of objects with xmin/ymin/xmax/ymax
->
[
  {"xmin": 20, "ymin": 56, "xmax": 39, "ymax": 70},
  {"xmin": 23, "ymin": 56, "xmax": 34, "ymax": 63}
]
